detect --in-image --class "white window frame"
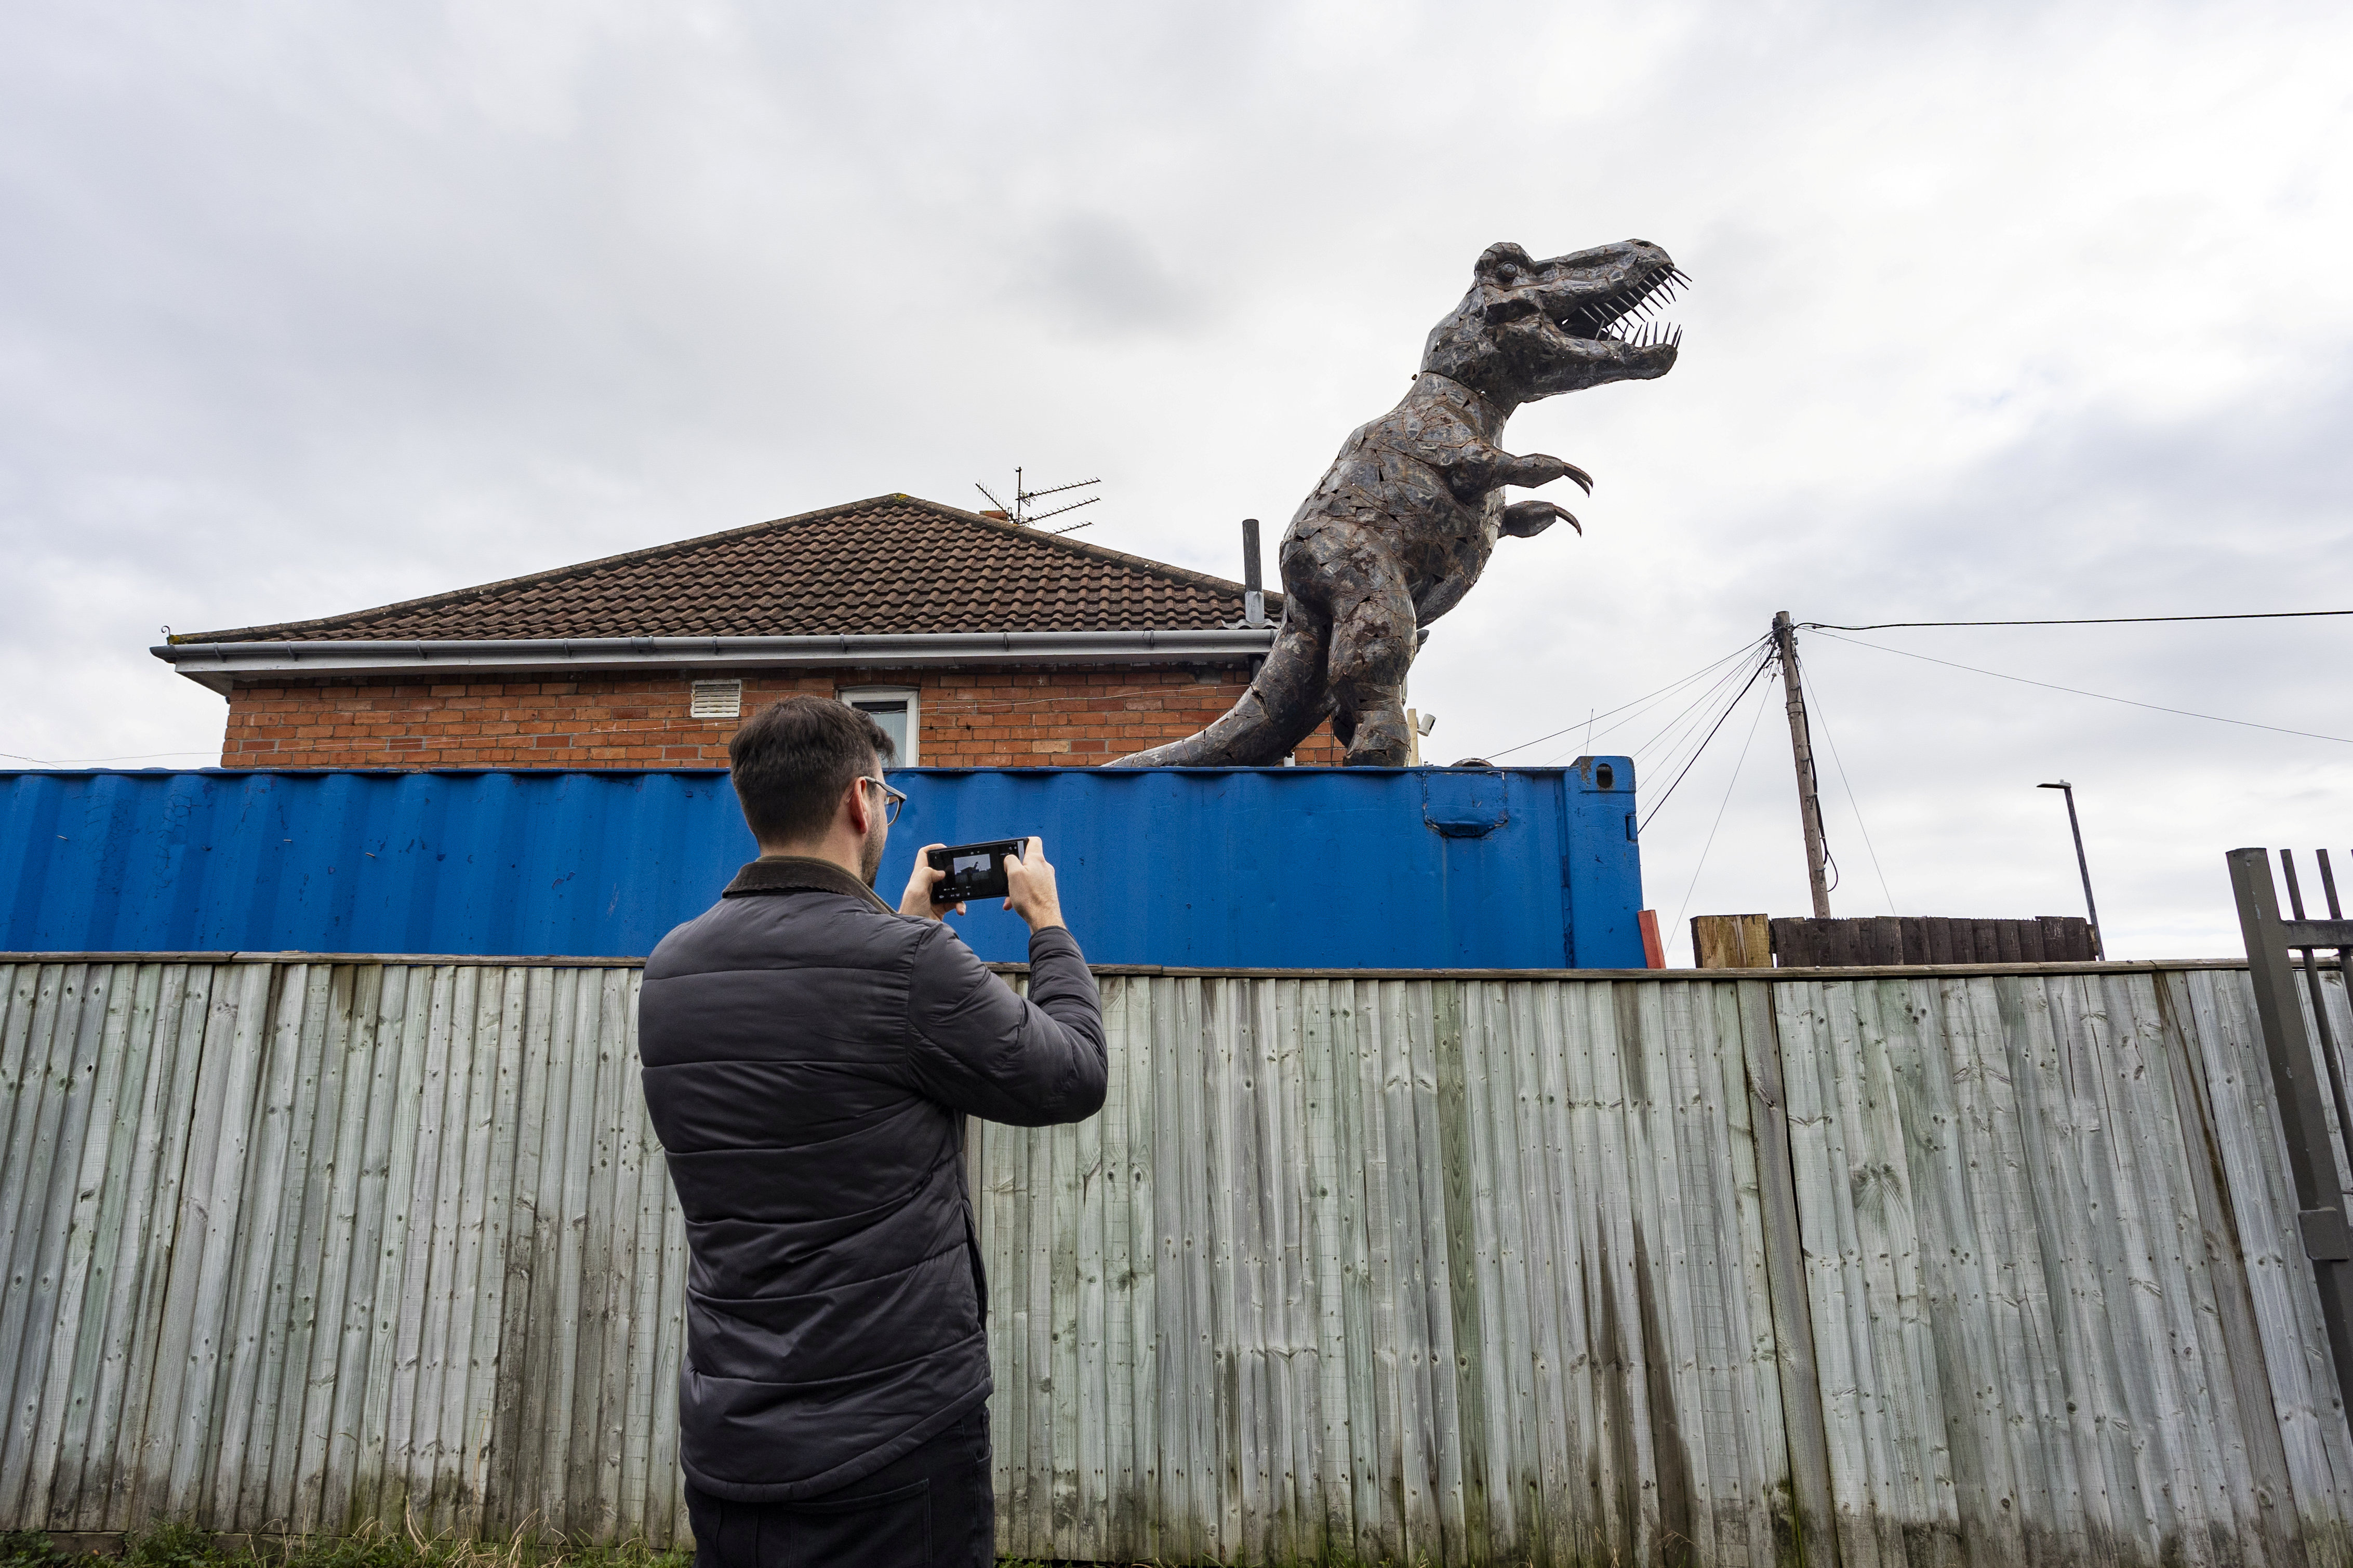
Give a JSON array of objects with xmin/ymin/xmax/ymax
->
[{"xmin": 837, "ymin": 685, "xmax": 920, "ymax": 766}]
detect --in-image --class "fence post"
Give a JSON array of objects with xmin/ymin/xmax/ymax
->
[
  {"xmin": 1738, "ymin": 980, "xmax": 1839, "ymax": 1568},
  {"xmin": 2227, "ymin": 847, "xmax": 2353, "ymax": 1427}
]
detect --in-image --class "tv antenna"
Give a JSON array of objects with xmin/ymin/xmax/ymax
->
[{"xmin": 976, "ymin": 467, "xmax": 1101, "ymax": 534}]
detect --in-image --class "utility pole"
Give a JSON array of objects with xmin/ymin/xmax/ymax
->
[
  {"xmin": 2037, "ymin": 780, "xmax": 2105, "ymax": 958},
  {"xmin": 1772, "ymin": 611, "xmax": 1834, "ymax": 918}
]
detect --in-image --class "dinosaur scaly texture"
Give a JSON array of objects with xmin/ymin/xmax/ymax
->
[{"xmin": 1112, "ymin": 238, "xmax": 1684, "ymax": 767}]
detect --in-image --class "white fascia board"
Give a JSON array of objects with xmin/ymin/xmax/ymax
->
[{"xmin": 151, "ymin": 629, "xmax": 1278, "ymax": 694}]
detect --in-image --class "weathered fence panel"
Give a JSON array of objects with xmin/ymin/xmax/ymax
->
[
  {"xmin": 971, "ymin": 974, "xmax": 1796, "ymax": 1565},
  {"xmin": 0, "ymin": 959, "xmax": 679, "ymax": 1544},
  {"xmin": 4, "ymin": 954, "xmax": 2351, "ymax": 1566},
  {"xmin": 1771, "ymin": 969, "xmax": 2353, "ymax": 1568}
]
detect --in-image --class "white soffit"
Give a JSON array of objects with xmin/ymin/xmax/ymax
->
[{"xmin": 151, "ymin": 628, "xmax": 1280, "ymax": 694}]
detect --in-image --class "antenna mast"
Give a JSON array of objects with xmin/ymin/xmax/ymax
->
[{"xmin": 975, "ymin": 468, "xmax": 1104, "ymax": 534}]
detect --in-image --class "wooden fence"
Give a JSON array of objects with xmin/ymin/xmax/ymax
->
[
  {"xmin": 4, "ymin": 953, "xmax": 2351, "ymax": 1566},
  {"xmin": 1752, "ymin": 916, "xmax": 2098, "ymax": 968}
]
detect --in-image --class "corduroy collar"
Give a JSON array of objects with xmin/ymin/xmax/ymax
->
[{"xmin": 722, "ymin": 855, "xmax": 895, "ymax": 913}]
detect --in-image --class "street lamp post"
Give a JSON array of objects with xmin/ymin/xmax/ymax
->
[{"xmin": 2038, "ymin": 780, "xmax": 2105, "ymax": 959}]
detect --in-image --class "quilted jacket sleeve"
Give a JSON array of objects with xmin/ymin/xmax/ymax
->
[{"xmin": 903, "ymin": 922, "xmax": 1108, "ymax": 1127}]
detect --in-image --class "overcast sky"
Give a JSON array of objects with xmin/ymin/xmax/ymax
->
[{"xmin": 5, "ymin": 1, "xmax": 2349, "ymax": 959}]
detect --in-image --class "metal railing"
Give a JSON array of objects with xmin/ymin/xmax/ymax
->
[{"xmin": 2228, "ymin": 846, "xmax": 2353, "ymax": 1429}]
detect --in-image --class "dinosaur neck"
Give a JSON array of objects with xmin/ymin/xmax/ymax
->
[{"xmin": 1414, "ymin": 371, "xmax": 1516, "ymax": 433}]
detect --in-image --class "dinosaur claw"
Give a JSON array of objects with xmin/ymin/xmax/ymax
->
[
  {"xmin": 1564, "ymin": 463, "xmax": 1594, "ymax": 496},
  {"xmin": 1501, "ymin": 500, "xmax": 1579, "ymax": 538}
]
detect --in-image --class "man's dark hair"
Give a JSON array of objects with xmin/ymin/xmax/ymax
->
[{"xmin": 729, "ymin": 696, "xmax": 896, "ymax": 844}]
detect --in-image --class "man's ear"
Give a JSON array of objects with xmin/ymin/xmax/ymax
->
[{"xmin": 843, "ymin": 775, "xmax": 874, "ymax": 836}]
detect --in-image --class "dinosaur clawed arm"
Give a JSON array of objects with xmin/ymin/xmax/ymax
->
[
  {"xmin": 1500, "ymin": 452, "xmax": 1594, "ymax": 494},
  {"xmin": 1437, "ymin": 440, "xmax": 1596, "ymax": 502},
  {"xmin": 1502, "ymin": 499, "xmax": 1580, "ymax": 538}
]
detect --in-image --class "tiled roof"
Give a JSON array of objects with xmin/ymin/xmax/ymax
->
[{"xmin": 179, "ymin": 494, "xmax": 1275, "ymax": 643}]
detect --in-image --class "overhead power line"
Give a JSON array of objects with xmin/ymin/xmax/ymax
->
[
  {"xmin": 1802, "ymin": 609, "xmax": 2353, "ymax": 631},
  {"xmin": 1670, "ymin": 677, "xmax": 1776, "ymax": 951},
  {"xmin": 1809, "ymin": 629, "xmax": 2353, "ymax": 744},
  {"xmin": 1490, "ymin": 637, "xmax": 1767, "ymax": 761},
  {"xmin": 1626, "ymin": 651, "xmax": 1772, "ymax": 773},
  {"xmin": 1639, "ymin": 649, "xmax": 1780, "ymax": 832},
  {"xmin": 2, "ymin": 748, "xmax": 216, "ymax": 766}
]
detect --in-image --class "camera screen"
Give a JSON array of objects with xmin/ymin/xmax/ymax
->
[{"xmin": 930, "ymin": 839, "xmax": 1023, "ymax": 903}]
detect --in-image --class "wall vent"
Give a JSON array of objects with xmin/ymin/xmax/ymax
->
[{"xmin": 690, "ymin": 680, "xmax": 743, "ymax": 719}]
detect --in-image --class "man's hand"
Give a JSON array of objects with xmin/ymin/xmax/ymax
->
[
  {"xmin": 1003, "ymin": 837, "xmax": 1065, "ymax": 934},
  {"xmin": 899, "ymin": 845, "xmax": 965, "ymax": 919}
]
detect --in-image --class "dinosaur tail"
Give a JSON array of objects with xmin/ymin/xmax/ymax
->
[{"xmin": 1108, "ymin": 610, "xmax": 1333, "ymax": 767}]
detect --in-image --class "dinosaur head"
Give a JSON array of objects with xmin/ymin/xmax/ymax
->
[{"xmin": 1423, "ymin": 240, "xmax": 1684, "ymax": 405}]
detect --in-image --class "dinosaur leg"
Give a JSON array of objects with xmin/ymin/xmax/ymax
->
[
  {"xmin": 1325, "ymin": 564, "xmax": 1416, "ymax": 767},
  {"xmin": 1107, "ymin": 609, "xmax": 1334, "ymax": 766}
]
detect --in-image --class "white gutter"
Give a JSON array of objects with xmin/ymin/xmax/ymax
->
[{"xmin": 151, "ymin": 629, "xmax": 1279, "ymax": 694}]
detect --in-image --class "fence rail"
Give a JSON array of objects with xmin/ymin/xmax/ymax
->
[{"xmin": 5, "ymin": 955, "xmax": 2352, "ymax": 1566}]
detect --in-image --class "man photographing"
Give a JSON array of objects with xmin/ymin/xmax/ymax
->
[{"xmin": 638, "ymin": 695, "xmax": 1106, "ymax": 1567}]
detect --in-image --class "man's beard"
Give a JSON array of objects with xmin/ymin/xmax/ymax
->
[{"xmin": 859, "ymin": 825, "xmax": 885, "ymax": 887}]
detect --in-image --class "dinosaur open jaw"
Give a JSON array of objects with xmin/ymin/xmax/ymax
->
[{"xmin": 1556, "ymin": 265, "xmax": 1690, "ymax": 352}]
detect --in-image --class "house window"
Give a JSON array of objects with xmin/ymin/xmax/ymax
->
[
  {"xmin": 838, "ymin": 686, "xmax": 919, "ymax": 766},
  {"xmin": 690, "ymin": 680, "xmax": 743, "ymax": 719}
]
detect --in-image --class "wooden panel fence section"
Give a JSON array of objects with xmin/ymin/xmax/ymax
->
[
  {"xmin": 4, "ymin": 954, "xmax": 2352, "ymax": 1566},
  {"xmin": 0, "ymin": 959, "xmax": 682, "ymax": 1545},
  {"xmin": 973, "ymin": 974, "xmax": 1794, "ymax": 1566},
  {"xmin": 1771, "ymin": 968, "xmax": 2353, "ymax": 1568},
  {"xmin": 1767, "ymin": 915, "xmax": 2097, "ymax": 968}
]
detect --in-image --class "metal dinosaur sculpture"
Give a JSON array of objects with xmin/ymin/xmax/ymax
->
[{"xmin": 1112, "ymin": 239, "xmax": 1684, "ymax": 767}]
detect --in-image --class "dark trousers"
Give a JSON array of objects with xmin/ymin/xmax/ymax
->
[{"xmin": 685, "ymin": 1404, "xmax": 992, "ymax": 1568}]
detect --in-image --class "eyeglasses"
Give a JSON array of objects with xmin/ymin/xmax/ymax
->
[{"xmin": 863, "ymin": 776, "xmax": 907, "ymax": 826}]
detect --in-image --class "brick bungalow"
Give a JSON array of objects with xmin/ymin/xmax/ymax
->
[{"xmin": 155, "ymin": 494, "xmax": 1346, "ymax": 769}]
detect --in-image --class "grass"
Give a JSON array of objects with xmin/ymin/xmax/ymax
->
[
  {"xmin": 0, "ymin": 1526, "xmax": 1158, "ymax": 1568},
  {"xmin": 0, "ymin": 1524, "xmax": 684, "ymax": 1568}
]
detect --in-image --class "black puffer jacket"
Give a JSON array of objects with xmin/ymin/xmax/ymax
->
[{"xmin": 638, "ymin": 855, "xmax": 1106, "ymax": 1501}]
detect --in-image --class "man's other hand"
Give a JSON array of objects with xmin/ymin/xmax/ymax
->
[
  {"xmin": 1003, "ymin": 838, "xmax": 1065, "ymax": 933},
  {"xmin": 899, "ymin": 845, "xmax": 965, "ymax": 919}
]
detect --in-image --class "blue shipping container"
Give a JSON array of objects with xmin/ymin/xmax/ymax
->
[{"xmin": 0, "ymin": 763, "xmax": 1645, "ymax": 968}]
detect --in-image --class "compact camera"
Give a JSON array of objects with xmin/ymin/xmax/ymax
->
[{"xmin": 927, "ymin": 839, "xmax": 1030, "ymax": 904}]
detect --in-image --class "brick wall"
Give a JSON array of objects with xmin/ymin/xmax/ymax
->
[{"xmin": 217, "ymin": 664, "xmax": 1349, "ymax": 769}]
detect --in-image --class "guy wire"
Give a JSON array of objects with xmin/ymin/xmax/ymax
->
[
  {"xmin": 1670, "ymin": 676, "xmax": 1776, "ymax": 957},
  {"xmin": 1799, "ymin": 656, "xmax": 1896, "ymax": 914}
]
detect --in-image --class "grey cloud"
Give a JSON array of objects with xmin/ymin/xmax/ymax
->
[
  {"xmin": 3, "ymin": 0, "xmax": 2349, "ymax": 953},
  {"xmin": 1001, "ymin": 212, "xmax": 1208, "ymax": 336}
]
